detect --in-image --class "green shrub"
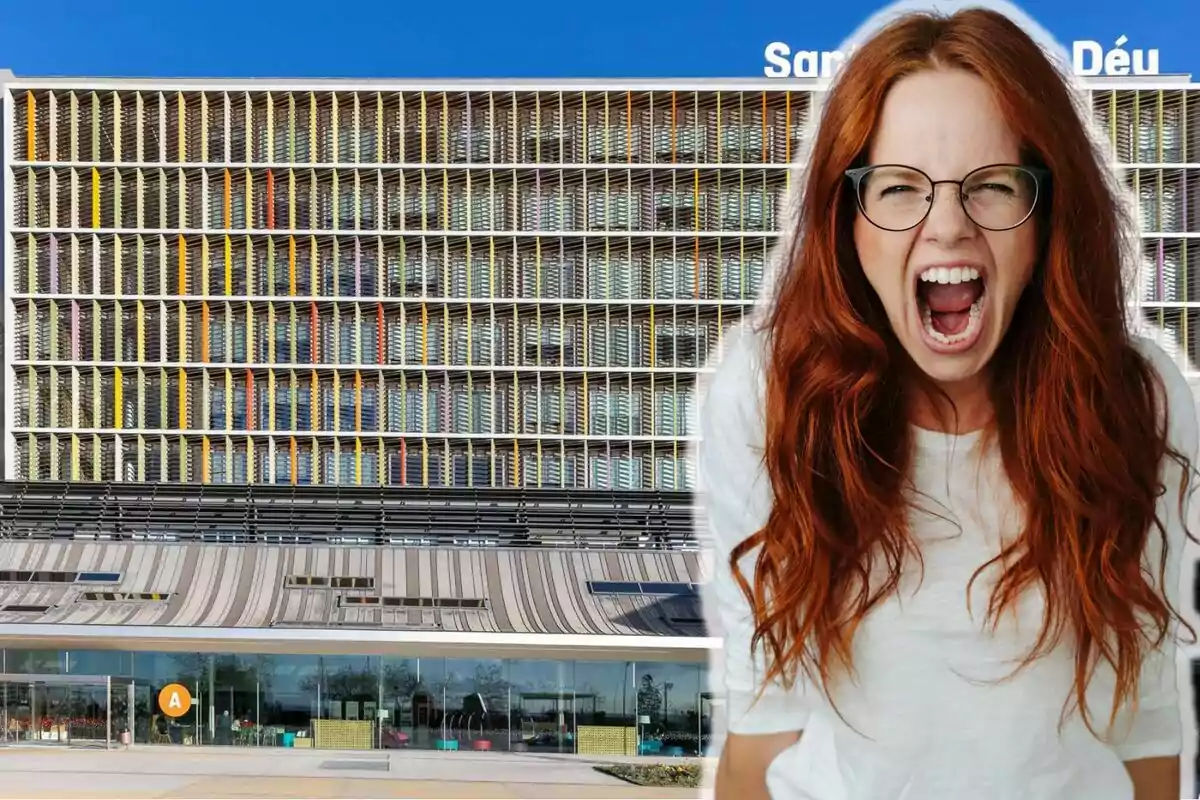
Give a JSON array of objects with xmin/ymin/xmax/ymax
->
[{"xmin": 595, "ymin": 762, "xmax": 703, "ymax": 788}]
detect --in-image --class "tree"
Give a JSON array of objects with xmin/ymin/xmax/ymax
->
[
  {"xmin": 382, "ymin": 662, "xmax": 418, "ymax": 698},
  {"xmin": 637, "ymin": 674, "xmax": 662, "ymax": 720},
  {"xmin": 471, "ymin": 662, "xmax": 509, "ymax": 712}
]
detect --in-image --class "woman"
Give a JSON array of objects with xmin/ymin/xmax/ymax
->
[{"xmin": 700, "ymin": 7, "xmax": 1196, "ymax": 800}]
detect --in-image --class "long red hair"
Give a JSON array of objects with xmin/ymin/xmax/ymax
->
[{"xmin": 734, "ymin": 7, "xmax": 1194, "ymax": 734}]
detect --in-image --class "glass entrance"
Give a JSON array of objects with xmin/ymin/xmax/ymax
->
[
  {"xmin": 511, "ymin": 691, "xmax": 575, "ymax": 753},
  {"xmin": 0, "ymin": 673, "xmax": 132, "ymax": 747}
]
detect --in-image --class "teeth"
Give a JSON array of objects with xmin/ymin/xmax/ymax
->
[
  {"xmin": 919, "ymin": 266, "xmax": 981, "ymax": 284},
  {"xmin": 922, "ymin": 296, "xmax": 984, "ymax": 345}
]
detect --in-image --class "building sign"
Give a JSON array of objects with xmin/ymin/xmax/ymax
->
[
  {"xmin": 764, "ymin": 37, "xmax": 1161, "ymax": 78},
  {"xmin": 1072, "ymin": 37, "xmax": 1160, "ymax": 77},
  {"xmin": 158, "ymin": 683, "xmax": 193, "ymax": 718}
]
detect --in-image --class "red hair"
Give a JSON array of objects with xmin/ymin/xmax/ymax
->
[{"xmin": 734, "ymin": 8, "xmax": 1194, "ymax": 735}]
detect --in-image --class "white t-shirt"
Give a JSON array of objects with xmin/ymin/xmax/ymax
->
[{"xmin": 699, "ymin": 324, "xmax": 1197, "ymax": 800}]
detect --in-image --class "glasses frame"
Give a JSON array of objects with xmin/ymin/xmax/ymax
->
[{"xmin": 844, "ymin": 163, "xmax": 1051, "ymax": 232}]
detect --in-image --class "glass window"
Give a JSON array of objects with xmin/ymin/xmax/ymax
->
[
  {"xmin": 275, "ymin": 386, "xmax": 291, "ymax": 431},
  {"xmin": 274, "ymin": 452, "xmax": 290, "ymax": 484},
  {"xmin": 296, "ymin": 389, "xmax": 311, "ymax": 430},
  {"xmin": 573, "ymin": 661, "xmax": 636, "ymax": 731},
  {"xmin": 257, "ymin": 654, "xmax": 320, "ymax": 743},
  {"xmin": 5, "ymin": 649, "xmax": 65, "ymax": 674},
  {"xmin": 231, "ymin": 386, "xmax": 246, "ymax": 429},
  {"xmin": 211, "ymin": 450, "xmax": 226, "ymax": 483},
  {"xmin": 274, "ymin": 323, "xmax": 290, "ymax": 363},
  {"xmin": 231, "ymin": 323, "xmax": 247, "ymax": 363},
  {"xmin": 130, "ymin": 651, "xmax": 208, "ymax": 745},
  {"xmin": 443, "ymin": 659, "xmax": 509, "ymax": 749},
  {"xmin": 339, "ymin": 452, "xmax": 355, "ymax": 483},
  {"xmin": 361, "ymin": 451, "xmax": 379, "ymax": 484},
  {"xmin": 508, "ymin": 660, "xmax": 572, "ymax": 754},
  {"xmin": 339, "ymin": 388, "xmax": 355, "ymax": 433},
  {"xmin": 0, "ymin": 651, "xmax": 708, "ymax": 755},
  {"xmin": 210, "ymin": 391, "xmax": 226, "ymax": 430},
  {"xmin": 297, "ymin": 451, "xmax": 313, "ymax": 485},
  {"xmin": 210, "ymin": 655, "xmax": 259, "ymax": 745},
  {"xmin": 361, "ymin": 386, "xmax": 378, "ymax": 431},
  {"xmin": 634, "ymin": 662, "xmax": 703, "ymax": 756},
  {"xmin": 231, "ymin": 450, "xmax": 248, "ymax": 483},
  {"xmin": 321, "ymin": 386, "xmax": 335, "ymax": 430}
]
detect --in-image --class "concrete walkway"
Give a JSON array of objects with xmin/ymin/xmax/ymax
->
[{"xmin": 0, "ymin": 745, "xmax": 715, "ymax": 799}]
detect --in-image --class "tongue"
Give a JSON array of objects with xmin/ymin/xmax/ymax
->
[
  {"xmin": 932, "ymin": 310, "xmax": 970, "ymax": 335},
  {"xmin": 924, "ymin": 281, "xmax": 982, "ymax": 313},
  {"xmin": 922, "ymin": 280, "xmax": 983, "ymax": 337}
]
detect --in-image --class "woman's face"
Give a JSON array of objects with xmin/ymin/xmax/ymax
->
[{"xmin": 853, "ymin": 68, "xmax": 1039, "ymax": 391}]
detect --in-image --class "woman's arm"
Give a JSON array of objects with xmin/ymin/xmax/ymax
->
[
  {"xmin": 1124, "ymin": 756, "xmax": 1179, "ymax": 800},
  {"xmin": 717, "ymin": 731, "xmax": 803, "ymax": 800},
  {"xmin": 1120, "ymin": 338, "xmax": 1200, "ymax": 799},
  {"xmin": 698, "ymin": 325, "xmax": 808, "ymax": 800}
]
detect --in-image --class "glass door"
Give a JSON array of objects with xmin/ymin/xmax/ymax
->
[
  {"xmin": 512, "ymin": 692, "xmax": 574, "ymax": 753},
  {"xmin": 1, "ymin": 682, "xmax": 34, "ymax": 743},
  {"xmin": 63, "ymin": 683, "xmax": 109, "ymax": 744}
]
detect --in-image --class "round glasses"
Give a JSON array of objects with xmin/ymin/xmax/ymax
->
[{"xmin": 844, "ymin": 163, "xmax": 1049, "ymax": 232}]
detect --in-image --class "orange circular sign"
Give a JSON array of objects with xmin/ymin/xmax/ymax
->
[{"xmin": 158, "ymin": 683, "xmax": 192, "ymax": 718}]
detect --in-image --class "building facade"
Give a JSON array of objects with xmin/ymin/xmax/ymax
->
[
  {"xmin": 1, "ymin": 74, "xmax": 1199, "ymax": 757},
  {"xmin": 3, "ymin": 77, "xmax": 1200, "ymax": 486}
]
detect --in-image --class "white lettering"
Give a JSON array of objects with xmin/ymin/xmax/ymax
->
[
  {"xmin": 763, "ymin": 42, "xmax": 792, "ymax": 78},
  {"xmin": 1073, "ymin": 40, "xmax": 1104, "ymax": 76},
  {"xmin": 794, "ymin": 50, "xmax": 821, "ymax": 78},
  {"xmin": 762, "ymin": 42, "xmax": 852, "ymax": 78},
  {"xmin": 167, "ymin": 691, "xmax": 182, "ymax": 709},
  {"xmin": 765, "ymin": 38, "xmax": 1162, "ymax": 79},
  {"xmin": 1067, "ymin": 36, "xmax": 1161, "ymax": 77}
]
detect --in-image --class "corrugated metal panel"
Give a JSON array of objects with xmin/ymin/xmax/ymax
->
[{"xmin": 0, "ymin": 540, "xmax": 704, "ymax": 637}]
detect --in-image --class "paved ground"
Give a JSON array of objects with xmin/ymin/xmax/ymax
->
[{"xmin": 0, "ymin": 745, "xmax": 716, "ymax": 799}]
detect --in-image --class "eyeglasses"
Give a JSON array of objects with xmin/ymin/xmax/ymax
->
[{"xmin": 844, "ymin": 163, "xmax": 1050, "ymax": 232}]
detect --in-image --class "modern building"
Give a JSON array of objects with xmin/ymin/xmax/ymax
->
[{"xmin": 0, "ymin": 72, "xmax": 1197, "ymax": 755}]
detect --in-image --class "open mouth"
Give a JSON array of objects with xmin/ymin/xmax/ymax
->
[{"xmin": 915, "ymin": 265, "xmax": 986, "ymax": 351}]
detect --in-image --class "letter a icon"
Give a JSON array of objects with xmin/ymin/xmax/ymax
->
[{"xmin": 168, "ymin": 691, "xmax": 181, "ymax": 710}]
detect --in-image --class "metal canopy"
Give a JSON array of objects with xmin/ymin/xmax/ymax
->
[{"xmin": 0, "ymin": 481, "xmax": 702, "ymax": 549}]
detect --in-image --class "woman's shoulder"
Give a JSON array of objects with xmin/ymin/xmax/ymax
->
[
  {"xmin": 702, "ymin": 322, "xmax": 769, "ymax": 408},
  {"xmin": 1130, "ymin": 334, "xmax": 1199, "ymax": 457},
  {"xmin": 696, "ymin": 322, "xmax": 775, "ymax": 552}
]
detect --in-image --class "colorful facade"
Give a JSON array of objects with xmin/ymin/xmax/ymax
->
[{"xmin": 2, "ymin": 76, "xmax": 1199, "ymax": 488}]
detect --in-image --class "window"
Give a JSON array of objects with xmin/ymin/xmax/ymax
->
[
  {"xmin": 79, "ymin": 592, "xmax": 169, "ymax": 602},
  {"xmin": 297, "ymin": 450, "xmax": 313, "ymax": 485},
  {"xmin": 231, "ymin": 449, "xmax": 248, "ymax": 483},
  {"xmin": 31, "ymin": 571, "xmax": 77, "ymax": 583},
  {"xmin": 721, "ymin": 124, "xmax": 765, "ymax": 162},
  {"xmin": 340, "ymin": 595, "xmax": 486, "ymax": 608},
  {"xmin": 274, "ymin": 452, "xmax": 291, "ymax": 484},
  {"xmin": 231, "ymin": 322, "xmax": 248, "ymax": 362},
  {"xmin": 362, "ymin": 386, "xmax": 378, "ymax": 430},
  {"xmin": 405, "ymin": 388, "xmax": 424, "ymax": 433},
  {"xmin": 587, "ymin": 581, "xmax": 700, "ymax": 597},
  {"xmin": 211, "ymin": 450, "xmax": 227, "ymax": 483},
  {"xmin": 210, "ymin": 391, "xmax": 226, "ymax": 429},
  {"xmin": 231, "ymin": 386, "xmax": 247, "ymax": 429},
  {"xmin": 275, "ymin": 386, "xmax": 292, "ymax": 430},
  {"xmin": 285, "ymin": 576, "xmax": 375, "ymax": 589},
  {"xmin": 362, "ymin": 451, "xmax": 379, "ymax": 484},
  {"xmin": 76, "ymin": 572, "xmax": 122, "ymax": 583}
]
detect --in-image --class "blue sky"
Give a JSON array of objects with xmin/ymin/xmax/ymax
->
[{"xmin": 0, "ymin": 0, "xmax": 1194, "ymax": 79}]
